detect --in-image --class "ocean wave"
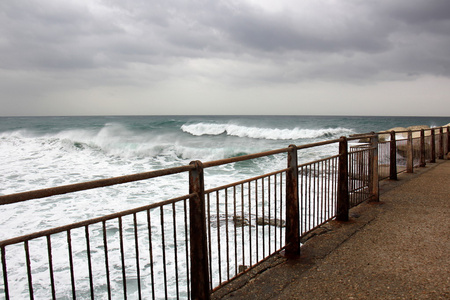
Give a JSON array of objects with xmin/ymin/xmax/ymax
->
[{"xmin": 181, "ymin": 123, "xmax": 354, "ymax": 140}]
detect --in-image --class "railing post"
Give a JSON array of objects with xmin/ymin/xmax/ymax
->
[
  {"xmin": 389, "ymin": 131, "xmax": 397, "ymax": 180},
  {"xmin": 439, "ymin": 127, "xmax": 444, "ymax": 159},
  {"xmin": 431, "ymin": 129, "xmax": 436, "ymax": 163},
  {"xmin": 369, "ymin": 133, "xmax": 379, "ymax": 201},
  {"xmin": 420, "ymin": 129, "xmax": 426, "ymax": 167},
  {"xmin": 336, "ymin": 137, "xmax": 349, "ymax": 222},
  {"xmin": 189, "ymin": 161, "xmax": 210, "ymax": 300},
  {"xmin": 447, "ymin": 126, "xmax": 450, "ymax": 158},
  {"xmin": 285, "ymin": 145, "xmax": 300, "ymax": 258},
  {"xmin": 406, "ymin": 130, "xmax": 413, "ymax": 173},
  {"xmin": 447, "ymin": 126, "xmax": 450, "ymax": 157}
]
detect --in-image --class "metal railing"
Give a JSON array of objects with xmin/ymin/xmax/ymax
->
[{"xmin": 1, "ymin": 126, "xmax": 449, "ymax": 299}]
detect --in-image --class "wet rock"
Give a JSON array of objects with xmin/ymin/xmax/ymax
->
[
  {"xmin": 233, "ymin": 215, "xmax": 250, "ymax": 227},
  {"xmin": 256, "ymin": 217, "xmax": 286, "ymax": 228}
]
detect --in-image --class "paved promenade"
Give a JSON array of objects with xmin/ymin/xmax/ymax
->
[{"xmin": 213, "ymin": 160, "xmax": 450, "ymax": 299}]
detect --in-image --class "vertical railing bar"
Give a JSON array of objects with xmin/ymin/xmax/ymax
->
[
  {"xmin": 370, "ymin": 134, "xmax": 379, "ymax": 201},
  {"xmin": 431, "ymin": 129, "xmax": 436, "ymax": 163},
  {"xmin": 358, "ymin": 151, "xmax": 362, "ymax": 202},
  {"xmin": 336, "ymin": 156, "xmax": 339, "ymax": 210},
  {"xmin": 300, "ymin": 166, "xmax": 304, "ymax": 235},
  {"xmin": 316, "ymin": 163, "xmax": 319, "ymax": 227},
  {"xmin": 255, "ymin": 179, "xmax": 259, "ymax": 262},
  {"xmin": 118, "ymin": 217, "xmax": 127, "ymax": 299},
  {"xmin": 240, "ymin": 183, "xmax": 245, "ymax": 268},
  {"xmin": 366, "ymin": 149, "xmax": 370, "ymax": 200},
  {"xmin": 279, "ymin": 172, "xmax": 283, "ymax": 249},
  {"xmin": 248, "ymin": 181, "xmax": 252, "ymax": 266},
  {"xmin": 364, "ymin": 149, "xmax": 368, "ymax": 200},
  {"xmin": 355, "ymin": 151, "xmax": 358, "ymax": 204},
  {"xmin": 321, "ymin": 160, "xmax": 324, "ymax": 224},
  {"xmin": 330, "ymin": 158, "xmax": 334, "ymax": 217},
  {"xmin": 225, "ymin": 188, "xmax": 230, "ymax": 281},
  {"xmin": 233, "ymin": 186, "xmax": 237, "ymax": 277},
  {"xmin": 67, "ymin": 230, "xmax": 77, "ymax": 300},
  {"xmin": 308, "ymin": 165, "xmax": 312, "ymax": 231},
  {"xmin": 353, "ymin": 152, "xmax": 356, "ymax": 205},
  {"xmin": 322, "ymin": 161, "xmax": 325, "ymax": 222},
  {"xmin": 319, "ymin": 162, "xmax": 322, "ymax": 221},
  {"xmin": 447, "ymin": 126, "xmax": 450, "ymax": 156},
  {"xmin": 406, "ymin": 131, "xmax": 413, "ymax": 173},
  {"xmin": 160, "ymin": 207, "xmax": 168, "ymax": 300},
  {"xmin": 268, "ymin": 176, "xmax": 272, "ymax": 254},
  {"xmin": 262, "ymin": 177, "xmax": 265, "ymax": 258},
  {"xmin": 274, "ymin": 174, "xmax": 278, "ymax": 249},
  {"xmin": 215, "ymin": 190, "xmax": 222, "ymax": 284},
  {"xmin": 183, "ymin": 199, "xmax": 191, "ymax": 300},
  {"xmin": 24, "ymin": 241, "xmax": 34, "ymax": 300},
  {"xmin": 358, "ymin": 151, "xmax": 361, "ymax": 203},
  {"xmin": 315, "ymin": 163, "xmax": 319, "ymax": 226},
  {"xmin": 312, "ymin": 164, "xmax": 316, "ymax": 229},
  {"xmin": 327, "ymin": 159, "xmax": 331, "ymax": 217},
  {"xmin": 389, "ymin": 131, "xmax": 397, "ymax": 180},
  {"xmin": 146, "ymin": 210, "xmax": 156, "ymax": 300},
  {"xmin": 348, "ymin": 153, "xmax": 352, "ymax": 206},
  {"xmin": 206, "ymin": 193, "xmax": 212, "ymax": 290},
  {"xmin": 85, "ymin": 226, "xmax": 94, "ymax": 300},
  {"xmin": 325, "ymin": 160, "xmax": 329, "ymax": 219},
  {"xmin": 171, "ymin": 203, "xmax": 179, "ymax": 300},
  {"xmin": 133, "ymin": 213, "xmax": 142, "ymax": 300},
  {"xmin": 46, "ymin": 235, "xmax": 56, "ymax": 300},
  {"xmin": 101, "ymin": 221, "xmax": 111, "ymax": 300},
  {"xmin": 331, "ymin": 158, "xmax": 334, "ymax": 217},
  {"xmin": 1, "ymin": 246, "xmax": 9, "ymax": 300},
  {"xmin": 326, "ymin": 159, "xmax": 329, "ymax": 219},
  {"xmin": 320, "ymin": 161, "xmax": 324, "ymax": 221}
]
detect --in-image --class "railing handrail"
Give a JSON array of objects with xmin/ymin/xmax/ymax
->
[
  {"xmin": 0, "ymin": 164, "xmax": 195, "ymax": 205},
  {"xmin": 0, "ymin": 193, "xmax": 194, "ymax": 248}
]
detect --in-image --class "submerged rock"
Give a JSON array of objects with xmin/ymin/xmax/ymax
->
[
  {"xmin": 256, "ymin": 217, "xmax": 286, "ymax": 227},
  {"xmin": 232, "ymin": 215, "xmax": 286, "ymax": 228},
  {"xmin": 233, "ymin": 215, "xmax": 250, "ymax": 227}
]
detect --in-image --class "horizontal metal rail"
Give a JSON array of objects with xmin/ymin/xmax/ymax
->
[
  {"xmin": 0, "ymin": 165, "xmax": 195, "ymax": 205},
  {"xmin": 0, "ymin": 194, "xmax": 193, "ymax": 248}
]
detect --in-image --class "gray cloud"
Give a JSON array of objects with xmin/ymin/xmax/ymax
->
[{"xmin": 1, "ymin": 0, "xmax": 450, "ymax": 116}]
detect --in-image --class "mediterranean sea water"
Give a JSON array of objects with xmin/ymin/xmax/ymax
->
[{"xmin": 1, "ymin": 115, "xmax": 449, "ymax": 298}]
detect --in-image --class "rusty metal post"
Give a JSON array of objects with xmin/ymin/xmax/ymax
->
[
  {"xmin": 336, "ymin": 137, "xmax": 349, "ymax": 222},
  {"xmin": 189, "ymin": 161, "xmax": 210, "ymax": 300},
  {"xmin": 439, "ymin": 127, "xmax": 444, "ymax": 159},
  {"xmin": 406, "ymin": 130, "xmax": 413, "ymax": 173},
  {"xmin": 369, "ymin": 133, "xmax": 379, "ymax": 201},
  {"xmin": 285, "ymin": 145, "xmax": 300, "ymax": 258},
  {"xmin": 431, "ymin": 129, "xmax": 436, "ymax": 163},
  {"xmin": 389, "ymin": 131, "xmax": 397, "ymax": 180},
  {"xmin": 447, "ymin": 126, "xmax": 450, "ymax": 158},
  {"xmin": 420, "ymin": 129, "xmax": 426, "ymax": 167}
]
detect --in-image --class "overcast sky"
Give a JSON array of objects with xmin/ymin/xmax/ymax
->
[{"xmin": 1, "ymin": 0, "xmax": 450, "ymax": 116}]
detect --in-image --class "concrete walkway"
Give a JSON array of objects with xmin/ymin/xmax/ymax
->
[{"xmin": 212, "ymin": 160, "xmax": 450, "ymax": 299}]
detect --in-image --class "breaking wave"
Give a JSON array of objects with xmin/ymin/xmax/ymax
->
[{"xmin": 181, "ymin": 123, "xmax": 354, "ymax": 140}]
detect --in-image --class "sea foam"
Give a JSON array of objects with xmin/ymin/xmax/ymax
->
[{"xmin": 181, "ymin": 123, "xmax": 353, "ymax": 140}]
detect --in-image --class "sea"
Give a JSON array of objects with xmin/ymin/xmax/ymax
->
[{"xmin": 1, "ymin": 115, "xmax": 449, "ymax": 298}]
